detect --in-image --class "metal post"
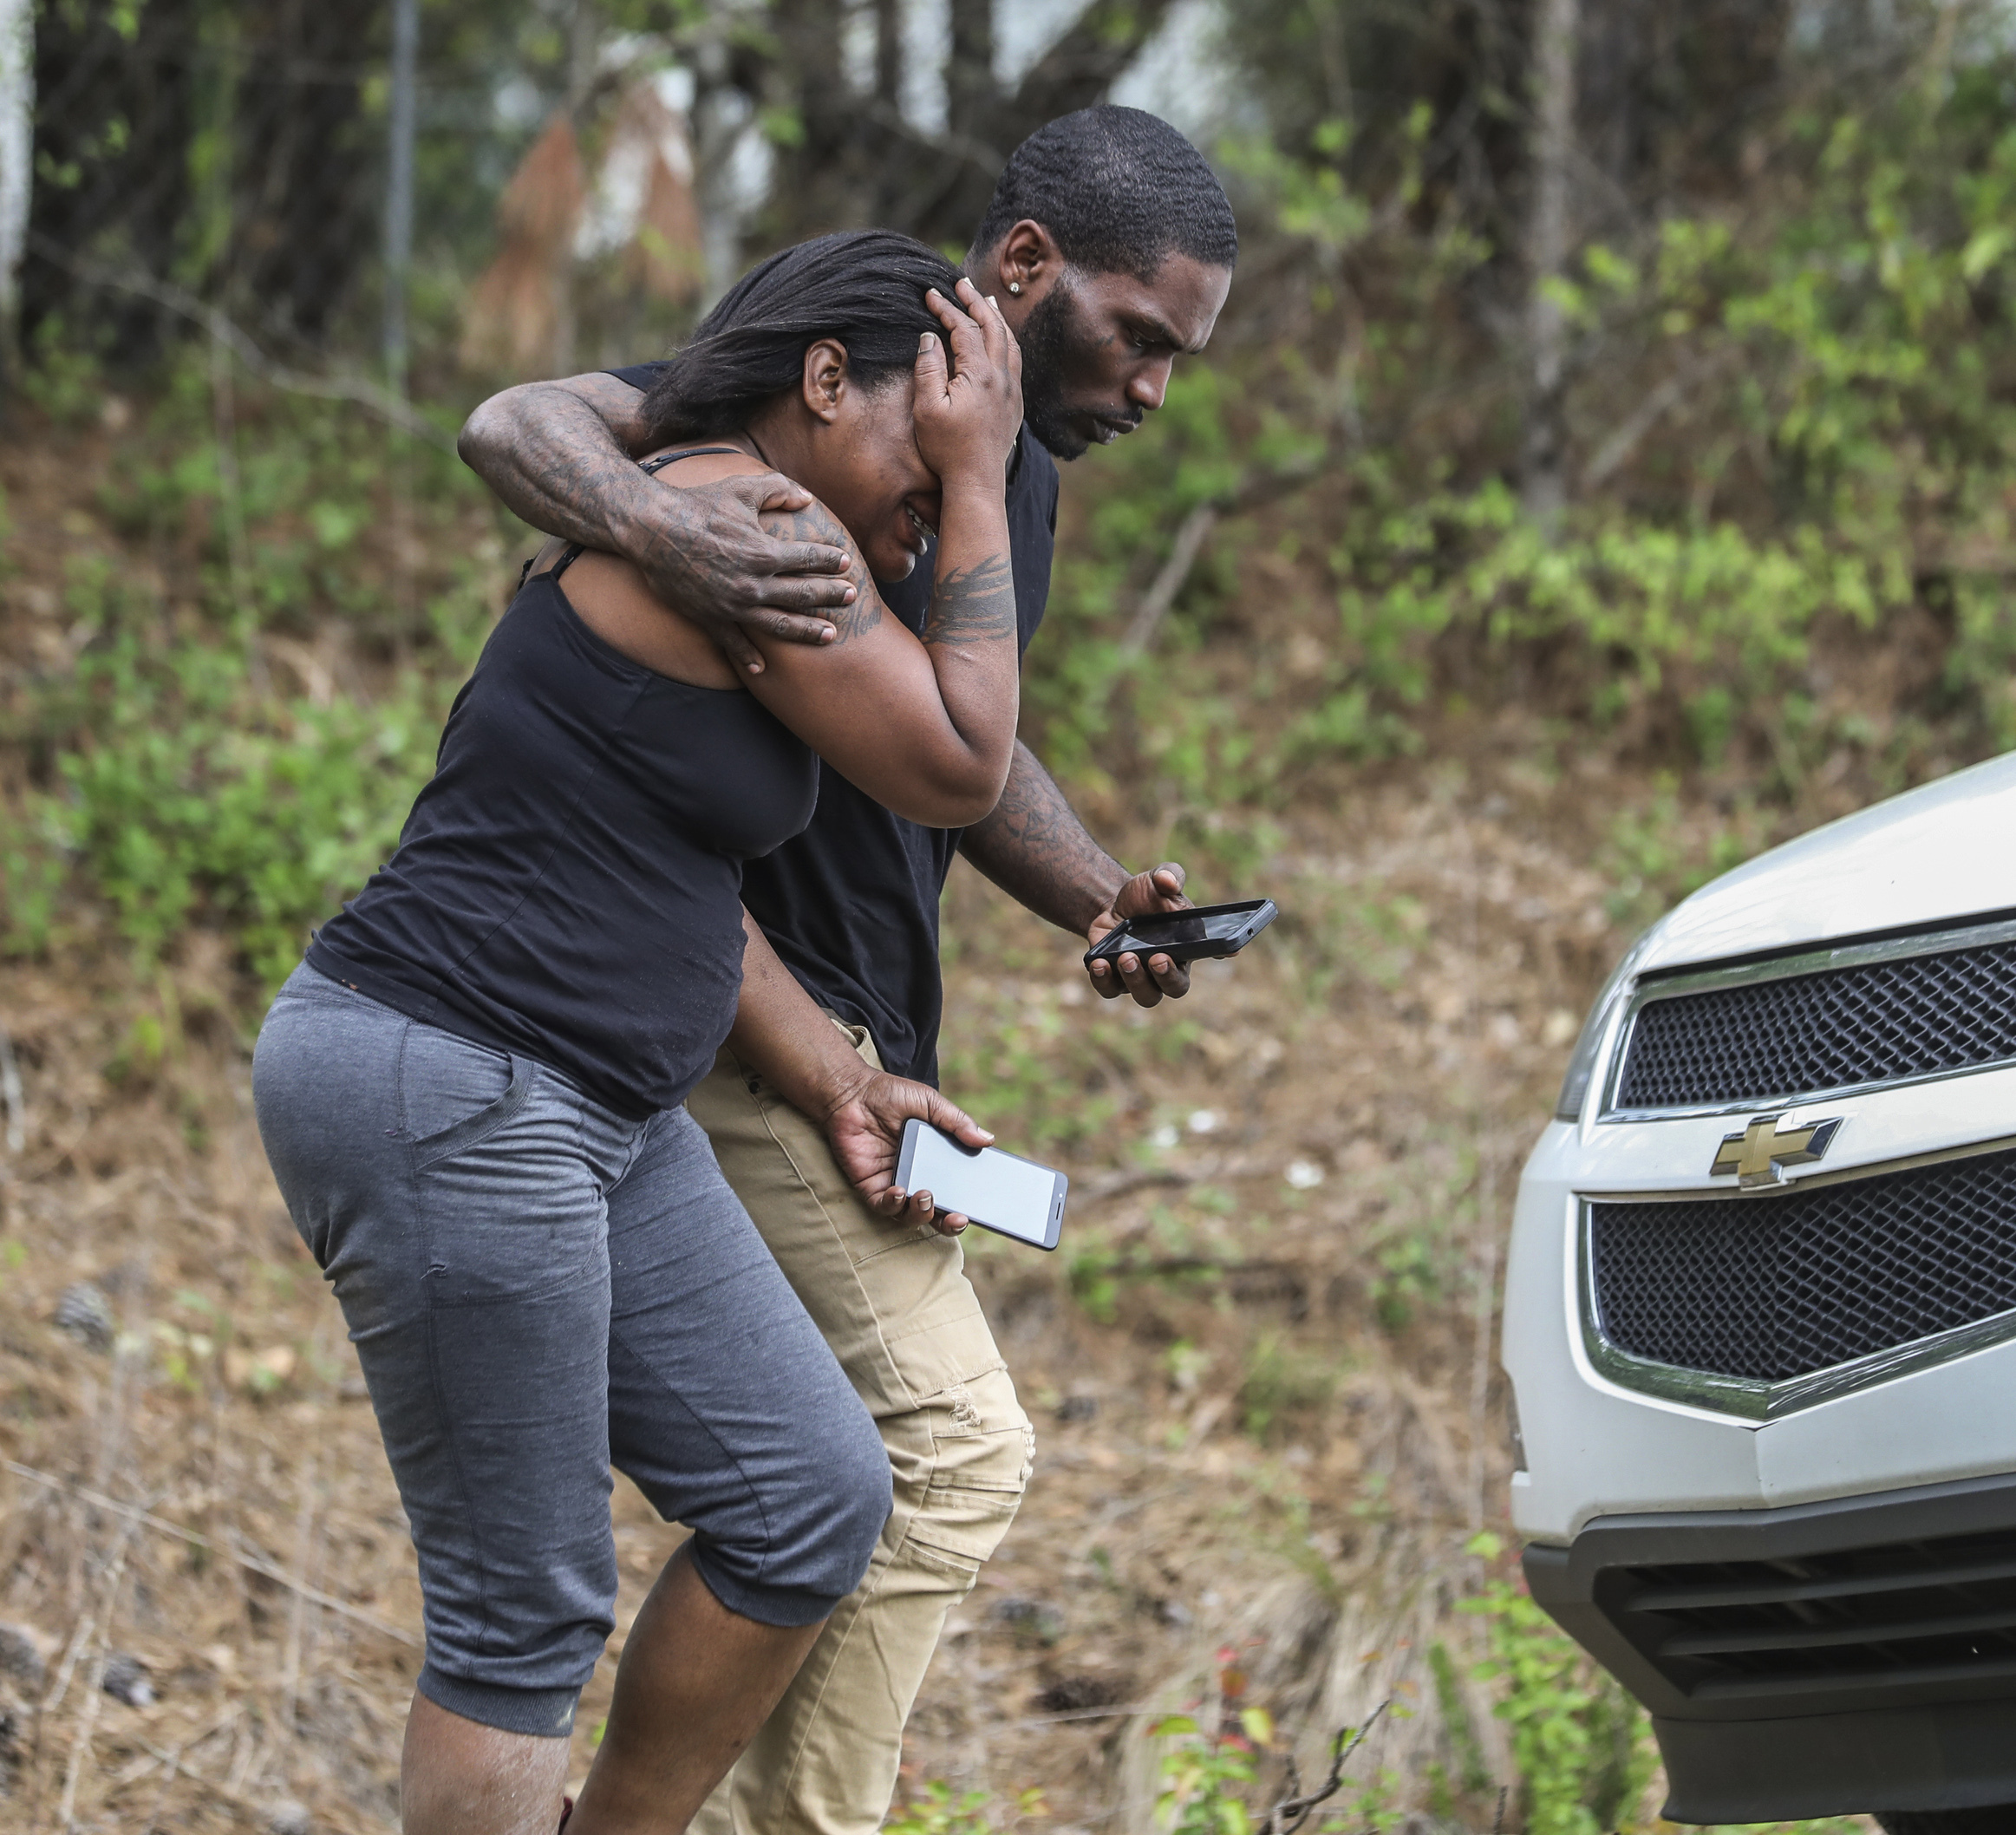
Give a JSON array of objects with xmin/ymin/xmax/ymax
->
[
  {"xmin": 0, "ymin": 0, "xmax": 33, "ymax": 389},
  {"xmin": 383, "ymin": 0, "xmax": 419, "ymax": 394}
]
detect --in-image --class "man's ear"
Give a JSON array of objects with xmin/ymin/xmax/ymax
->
[
  {"xmin": 801, "ymin": 338, "xmax": 850, "ymax": 422},
  {"xmin": 994, "ymin": 219, "xmax": 1062, "ymax": 301}
]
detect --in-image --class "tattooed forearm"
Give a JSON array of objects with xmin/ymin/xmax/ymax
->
[
  {"xmin": 922, "ymin": 552, "xmax": 1018, "ymax": 650},
  {"xmin": 460, "ymin": 377, "xmax": 663, "ymax": 549},
  {"xmin": 961, "ymin": 741, "xmax": 1127, "ymax": 932}
]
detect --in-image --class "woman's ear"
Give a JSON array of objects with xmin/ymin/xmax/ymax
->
[{"xmin": 800, "ymin": 338, "xmax": 850, "ymax": 423}]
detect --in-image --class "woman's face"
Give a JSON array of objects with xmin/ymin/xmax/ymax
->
[{"xmin": 784, "ymin": 344, "xmax": 943, "ymax": 584}]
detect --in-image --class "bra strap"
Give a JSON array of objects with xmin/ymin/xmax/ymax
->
[{"xmin": 640, "ymin": 444, "xmax": 744, "ymax": 474}]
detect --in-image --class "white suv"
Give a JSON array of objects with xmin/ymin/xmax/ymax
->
[{"xmin": 1504, "ymin": 752, "xmax": 2016, "ymax": 1834}]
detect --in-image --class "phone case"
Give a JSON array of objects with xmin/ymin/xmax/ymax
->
[{"xmin": 1082, "ymin": 898, "xmax": 1279, "ymax": 969}]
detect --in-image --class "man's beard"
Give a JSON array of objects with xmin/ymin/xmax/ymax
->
[{"xmin": 1016, "ymin": 278, "xmax": 1138, "ymax": 461}]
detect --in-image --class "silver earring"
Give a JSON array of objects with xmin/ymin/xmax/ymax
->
[{"xmin": 1008, "ymin": 282, "xmax": 1022, "ymax": 295}]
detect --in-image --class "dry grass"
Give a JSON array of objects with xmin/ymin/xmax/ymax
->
[
  {"xmin": 0, "ymin": 405, "xmax": 1897, "ymax": 1833},
  {"xmin": 0, "ymin": 749, "xmax": 1643, "ymax": 1834}
]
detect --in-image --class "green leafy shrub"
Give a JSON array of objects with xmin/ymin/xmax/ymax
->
[
  {"xmin": 883, "ymin": 1781, "xmax": 1046, "ymax": 1835},
  {"xmin": 10, "ymin": 627, "xmax": 454, "ymax": 983},
  {"xmin": 2, "ymin": 344, "xmax": 499, "ymax": 989},
  {"xmin": 1461, "ymin": 1537, "xmax": 1657, "ymax": 1835}
]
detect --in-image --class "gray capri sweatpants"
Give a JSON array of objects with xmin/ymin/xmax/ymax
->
[{"xmin": 251, "ymin": 964, "xmax": 891, "ymax": 1738}]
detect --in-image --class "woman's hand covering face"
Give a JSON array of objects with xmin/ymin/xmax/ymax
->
[{"xmin": 911, "ymin": 278, "xmax": 1023, "ymax": 493}]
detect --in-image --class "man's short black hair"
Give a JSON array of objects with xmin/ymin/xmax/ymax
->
[{"xmin": 969, "ymin": 105, "xmax": 1237, "ymax": 283}]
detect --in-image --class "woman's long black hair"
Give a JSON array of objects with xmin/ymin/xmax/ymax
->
[{"xmin": 639, "ymin": 229, "xmax": 964, "ymax": 446}]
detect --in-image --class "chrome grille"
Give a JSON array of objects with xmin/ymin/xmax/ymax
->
[
  {"xmin": 1590, "ymin": 1148, "xmax": 2016, "ymax": 1381},
  {"xmin": 1616, "ymin": 937, "xmax": 2016, "ymax": 1109}
]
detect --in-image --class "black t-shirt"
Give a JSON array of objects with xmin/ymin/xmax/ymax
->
[
  {"xmin": 308, "ymin": 559, "xmax": 819, "ymax": 1117},
  {"xmin": 607, "ymin": 363, "xmax": 1059, "ymax": 1081}
]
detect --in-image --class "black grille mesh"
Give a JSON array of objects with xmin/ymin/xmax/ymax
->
[
  {"xmin": 1591, "ymin": 1148, "xmax": 2016, "ymax": 1381},
  {"xmin": 1607, "ymin": 1526, "xmax": 2016, "ymax": 1690},
  {"xmin": 1616, "ymin": 937, "xmax": 2016, "ymax": 1108}
]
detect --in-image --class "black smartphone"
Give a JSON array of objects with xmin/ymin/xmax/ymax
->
[
  {"xmin": 1083, "ymin": 898, "xmax": 1279, "ymax": 970},
  {"xmin": 896, "ymin": 1120, "xmax": 1067, "ymax": 1251}
]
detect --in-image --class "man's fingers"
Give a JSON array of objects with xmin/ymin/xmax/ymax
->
[
  {"xmin": 1088, "ymin": 957, "xmax": 1127, "ymax": 1000},
  {"xmin": 769, "ymin": 540, "xmax": 854, "ymax": 579},
  {"xmin": 764, "ymin": 611, "xmax": 838, "ymax": 644},
  {"xmin": 914, "ymin": 328, "xmax": 949, "ymax": 401},
  {"xmin": 724, "ymin": 471, "xmax": 814, "ymax": 515},
  {"xmin": 928, "ymin": 1091, "xmax": 995, "ymax": 1147},
  {"xmin": 715, "ymin": 625, "xmax": 765, "ymax": 676},
  {"xmin": 1150, "ymin": 862, "xmax": 1187, "ymax": 899},
  {"xmin": 972, "ymin": 284, "xmax": 1014, "ymax": 369},
  {"xmin": 1150, "ymin": 954, "xmax": 1191, "ymax": 999},
  {"xmin": 757, "ymin": 576, "xmax": 856, "ymax": 613},
  {"xmin": 1117, "ymin": 950, "xmax": 1165, "ymax": 1008}
]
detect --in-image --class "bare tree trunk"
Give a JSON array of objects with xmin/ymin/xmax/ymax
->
[
  {"xmin": 1521, "ymin": 0, "xmax": 1578, "ymax": 532},
  {"xmin": 874, "ymin": 0, "xmax": 901, "ymax": 108},
  {"xmin": 948, "ymin": 0, "xmax": 995, "ymax": 127},
  {"xmin": 551, "ymin": 0, "xmax": 600, "ymax": 375},
  {"xmin": 0, "ymin": 0, "xmax": 30, "ymax": 393},
  {"xmin": 382, "ymin": 0, "xmax": 417, "ymax": 392}
]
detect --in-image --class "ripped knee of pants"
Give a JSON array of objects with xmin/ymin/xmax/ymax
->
[{"xmin": 905, "ymin": 1365, "xmax": 1034, "ymax": 1578}]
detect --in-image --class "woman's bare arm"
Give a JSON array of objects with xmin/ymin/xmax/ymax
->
[
  {"xmin": 741, "ymin": 284, "xmax": 1022, "ymax": 826},
  {"xmin": 545, "ymin": 284, "xmax": 1022, "ymax": 824}
]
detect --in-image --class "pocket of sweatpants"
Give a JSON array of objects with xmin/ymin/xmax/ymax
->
[{"xmin": 401, "ymin": 1025, "xmax": 534, "ymax": 1167}]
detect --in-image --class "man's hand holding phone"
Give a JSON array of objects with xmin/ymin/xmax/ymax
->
[
  {"xmin": 821, "ymin": 1067, "xmax": 988, "ymax": 1237},
  {"xmin": 1086, "ymin": 862, "xmax": 1192, "ymax": 1006}
]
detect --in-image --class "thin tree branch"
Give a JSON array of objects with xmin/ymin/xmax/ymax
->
[
  {"xmin": 25, "ymin": 233, "xmax": 457, "ymax": 453},
  {"xmin": 1579, "ymin": 345, "xmax": 1735, "ymax": 493},
  {"xmin": 1010, "ymin": 0, "xmax": 1180, "ymax": 124},
  {"xmin": 1119, "ymin": 502, "xmax": 1218, "ymax": 655},
  {"xmin": 1256, "ymin": 1701, "xmax": 1388, "ymax": 1835}
]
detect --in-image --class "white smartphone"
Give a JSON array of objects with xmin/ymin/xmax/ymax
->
[{"xmin": 896, "ymin": 1119, "xmax": 1067, "ymax": 1251}]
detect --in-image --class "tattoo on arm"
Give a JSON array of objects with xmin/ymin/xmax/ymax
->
[
  {"xmin": 961, "ymin": 741, "xmax": 1126, "ymax": 932},
  {"xmin": 922, "ymin": 553, "xmax": 1017, "ymax": 650},
  {"xmin": 756, "ymin": 500, "xmax": 883, "ymax": 643},
  {"xmin": 464, "ymin": 378, "xmax": 662, "ymax": 551}
]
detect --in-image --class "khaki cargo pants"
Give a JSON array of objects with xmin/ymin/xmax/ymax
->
[{"xmin": 685, "ymin": 1022, "xmax": 1034, "ymax": 1835}]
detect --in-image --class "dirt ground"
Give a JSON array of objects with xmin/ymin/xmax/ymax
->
[
  {"xmin": 0, "ymin": 758, "xmax": 1648, "ymax": 1835},
  {"xmin": 0, "ymin": 408, "xmax": 1895, "ymax": 1833}
]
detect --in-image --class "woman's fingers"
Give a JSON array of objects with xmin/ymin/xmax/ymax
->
[
  {"xmin": 965, "ymin": 283, "xmax": 1019, "ymax": 386},
  {"xmin": 914, "ymin": 326, "xmax": 948, "ymax": 403},
  {"xmin": 924, "ymin": 284, "xmax": 989, "ymax": 379},
  {"xmin": 973, "ymin": 285, "xmax": 1015, "ymax": 373}
]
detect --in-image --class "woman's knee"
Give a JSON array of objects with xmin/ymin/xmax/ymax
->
[{"xmin": 682, "ymin": 1387, "xmax": 890, "ymax": 1628}]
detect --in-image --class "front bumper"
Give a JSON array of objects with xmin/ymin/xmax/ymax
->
[{"xmin": 1528, "ymin": 1472, "xmax": 2016, "ymax": 1822}]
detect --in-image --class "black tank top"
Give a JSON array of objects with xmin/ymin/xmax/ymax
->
[{"xmin": 306, "ymin": 450, "xmax": 819, "ymax": 1118}]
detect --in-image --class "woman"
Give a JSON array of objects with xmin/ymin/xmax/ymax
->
[{"xmin": 252, "ymin": 233, "xmax": 1022, "ymax": 1835}]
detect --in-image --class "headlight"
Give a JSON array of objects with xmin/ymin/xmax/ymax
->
[{"xmin": 1554, "ymin": 931, "xmax": 1654, "ymax": 1121}]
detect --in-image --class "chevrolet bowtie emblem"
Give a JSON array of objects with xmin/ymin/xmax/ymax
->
[{"xmin": 1711, "ymin": 1113, "xmax": 1843, "ymax": 1189}]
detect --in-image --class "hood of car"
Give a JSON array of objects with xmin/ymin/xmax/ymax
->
[{"xmin": 1636, "ymin": 749, "xmax": 2016, "ymax": 976}]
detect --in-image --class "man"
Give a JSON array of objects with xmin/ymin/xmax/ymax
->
[{"xmin": 459, "ymin": 105, "xmax": 1237, "ymax": 1835}]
